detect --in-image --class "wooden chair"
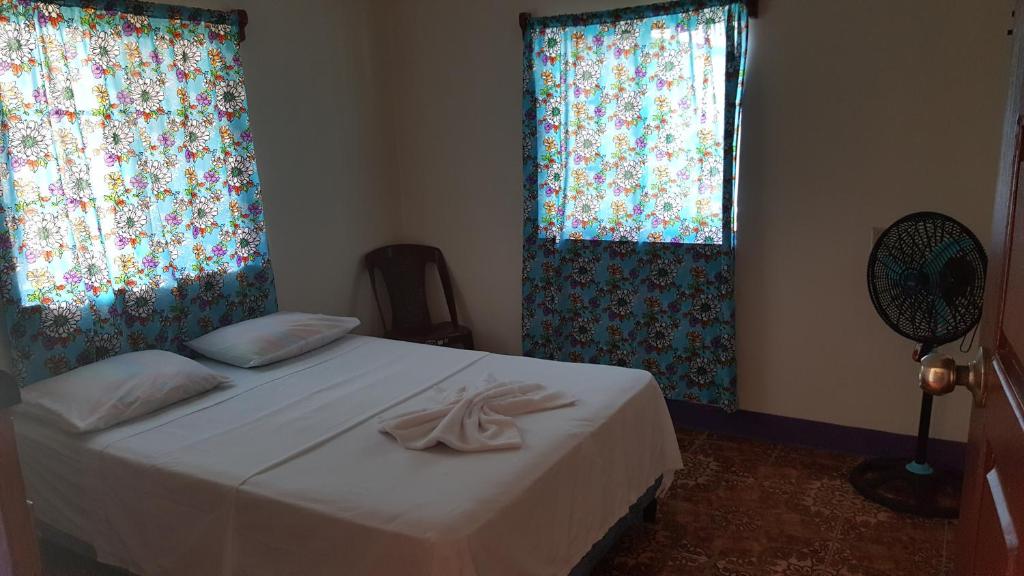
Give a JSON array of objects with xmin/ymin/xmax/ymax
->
[{"xmin": 365, "ymin": 244, "xmax": 474, "ymax": 350}]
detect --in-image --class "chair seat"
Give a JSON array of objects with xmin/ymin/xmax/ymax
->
[{"xmin": 386, "ymin": 322, "xmax": 474, "ymax": 349}]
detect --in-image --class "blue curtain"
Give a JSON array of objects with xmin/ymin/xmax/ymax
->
[
  {"xmin": 522, "ymin": 1, "xmax": 747, "ymax": 409},
  {"xmin": 0, "ymin": 1, "xmax": 276, "ymax": 384}
]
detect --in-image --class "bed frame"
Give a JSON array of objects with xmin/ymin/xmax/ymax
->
[{"xmin": 571, "ymin": 477, "xmax": 661, "ymax": 575}]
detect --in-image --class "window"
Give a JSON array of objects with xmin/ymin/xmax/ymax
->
[
  {"xmin": 521, "ymin": 2, "xmax": 747, "ymax": 410},
  {"xmin": 527, "ymin": 8, "xmax": 735, "ymax": 244},
  {"xmin": 0, "ymin": 1, "xmax": 276, "ymax": 384}
]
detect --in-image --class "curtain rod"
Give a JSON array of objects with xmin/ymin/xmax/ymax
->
[
  {"xmin": 238, "ymin": 8, "xmax": 248, "ymax": 42},
  {"xmin": 38, "ymin": 1, "xmax": 250, "ymax": 43},
  {"xmin": 519, "ymin": 0, "xmax": 758, "ymax": 32}
]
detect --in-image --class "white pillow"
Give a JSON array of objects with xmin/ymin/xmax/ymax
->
[
  {"xmin": 21, "ymin": 350, "xmax": 229, "ymax": 433},
  {"xmin": 185, "ymin": 311, "xmax": 360, "ymax": 368}
]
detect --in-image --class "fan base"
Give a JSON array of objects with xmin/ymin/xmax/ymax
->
[{"xmin": 849, "ymin": 457, "xmax": 961, "ymax": 519}]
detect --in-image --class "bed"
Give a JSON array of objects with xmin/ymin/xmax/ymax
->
[{"xmin": 13, "ymin": 335, "xmax": 682, "ymax": 575}]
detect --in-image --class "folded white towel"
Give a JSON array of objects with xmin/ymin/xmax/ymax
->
[{"xmin": 379, "ymin": 375, "xmax": 576, "ymax": 451}]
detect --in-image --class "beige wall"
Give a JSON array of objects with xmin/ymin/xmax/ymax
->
[
  {"xmin": 733, "ymin": 0, "xmax": 1011, "ymax": 441},
  {"xmin": 173, "ymin": 1, "xmax": 400, "ymax": 333},
  {"xmin": 231, "ymin": 0, "xmax": 398, "ymax": 333},
  {"xmin": 380, "ymin": 0, "xmax": 1013, "ymax": 441}
]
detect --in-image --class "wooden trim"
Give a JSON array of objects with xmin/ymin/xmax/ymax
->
[
  {"xmin": 519, "ymin": 0, "xmax": 757, "ymax": 33},
  {"xmin": 0, "ymin": 412, "xmax": 40, "ymax": 576},
  {"xmin": 994, "ymin": 116, "xmax": 1024, "ymax": 351},
  {"xmin": 519, "ymin": 12, "xmax": 530, "ymax": 34},
  {"xmin": 237, "ymin": 9, "xmax": 248, "ymax": 43},
  {"xmin": 666, "ymin": 400, "xmax": 968, "ymax": 472}
]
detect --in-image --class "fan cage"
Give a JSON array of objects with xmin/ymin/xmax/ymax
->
[{"xmin": 867, "ymin": 211, "xmax": 987, "ymax": 346}]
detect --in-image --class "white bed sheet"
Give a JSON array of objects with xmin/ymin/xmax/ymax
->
[{"xmin": 14, "ymin": 336, "xmax": 682, "ymax": 576}]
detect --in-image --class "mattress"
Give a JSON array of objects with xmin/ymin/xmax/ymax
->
[{"xmin": 14, "ymin": 335, "xmax": 682, "ymax": 576}]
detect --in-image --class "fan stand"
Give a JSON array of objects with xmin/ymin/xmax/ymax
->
[{"xmin": 848, "ymin": 346, "xmax": 962, "ymax": 519}]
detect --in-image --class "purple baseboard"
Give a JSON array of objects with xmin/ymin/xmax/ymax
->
[{"xmin": 666, "ymin": 399, "xmax": 968, "ymax": 473}]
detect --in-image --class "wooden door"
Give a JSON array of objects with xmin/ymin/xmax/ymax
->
[
  {"xmin": 958, "ymin": 4, "xmax": 1024, "ymax": 574},
  {"xmin": 0, "ymin": 411, "xmax": 40, "ymax": 576}
]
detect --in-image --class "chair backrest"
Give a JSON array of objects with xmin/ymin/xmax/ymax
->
[{"xmin": 365, "ymin": 244, "xmax": 459, "ymax": 333}]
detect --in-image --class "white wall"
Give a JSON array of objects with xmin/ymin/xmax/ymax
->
[{"xmin": 379, "ymin": 0, "xmax": 1013, "ymax": 441}]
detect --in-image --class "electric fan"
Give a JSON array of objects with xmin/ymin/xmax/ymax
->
[{"xmin": 852, "ymin": 211, "xmax": 987, "ymax": 518}]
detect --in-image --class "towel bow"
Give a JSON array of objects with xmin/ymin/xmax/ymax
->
[{"xmin": 379, "ymin": 375, "xmax": 576, "ymax": 451}]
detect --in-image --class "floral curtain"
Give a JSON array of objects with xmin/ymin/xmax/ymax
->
[
  {"xmin": 522, "ymin": 1, "xmax": 747, "ymax": 409},
  {"xmin": 0, "ymin": 0, "xmax": 276, "ymax": 385}
]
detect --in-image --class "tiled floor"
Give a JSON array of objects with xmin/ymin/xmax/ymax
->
[
  {"xmin": 41, "ymin": 428, "xmax": 954, "ymax": 576},
  {"xmin": 592, "ymin": 429, "xmax": 954, "ymax": 576}
]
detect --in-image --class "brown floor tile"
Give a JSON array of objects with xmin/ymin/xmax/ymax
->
[
  {"xmin": 675, "ymin": 427, "xmax": 709, "ymax": 455},
  {"xmin": 828, "ymin": 504, "xmax": 950, "ymax": 576},
  {"xmin": 594, "ymin": 431, "xmax": 952, "ymax": 576},
  {"xmin": 711, "ymin": 540, "xmax": 837, "ymax": 576}
]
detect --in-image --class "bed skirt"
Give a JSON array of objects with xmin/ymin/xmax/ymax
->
[
  {"xmin": 38, "ymin": 475, "xmax": 664, "ymax": 576},
  {"xmin": 570, "ymin": 475, "xmax": 662, "ymax": 576}
]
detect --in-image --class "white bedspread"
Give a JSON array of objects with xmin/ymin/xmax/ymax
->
[{"xmin": 14, "ymin": 336, "xmax": 682, "ymax": 576}]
